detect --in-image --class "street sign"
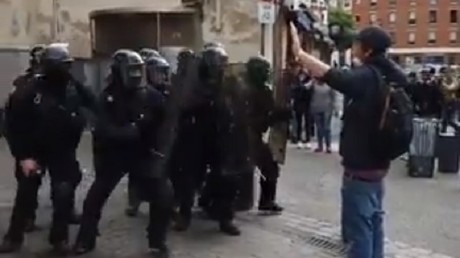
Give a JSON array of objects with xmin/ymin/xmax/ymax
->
[{"xmin": 258, "ymin": 1, "xmax": 276, "ymax": 24}]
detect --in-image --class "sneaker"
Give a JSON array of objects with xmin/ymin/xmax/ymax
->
[
  {"xmin": 296, "ymin": 142, "xmax": 304, "ymax": 149},
  {"xmin": 304, "ymin": 142, "xmax": 312, "ymax": 149},
  {"xmin": 326, "ymin": 149, "xmax": 332, "ymax": 154},
  {"xmin": 73, "ymin": 240, "xmax": 96, "ymax": 255},
  {"xmin": 314, "ymin": 148, "xmax": 323, "ymax": 153}
]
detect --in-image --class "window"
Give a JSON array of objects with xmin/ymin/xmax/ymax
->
[
  {"xmin": 450, "ymin": 10, "xmax": 458, "ymax": 23},
  {"xmin": 389, "ymin": 12, "xmax": 396, "ymax": 23},
  {"xmin": 409, "ymin": 11, "xmax": 416, "ymax": 24},
  {"xmin": 355, "ymin": 15, "xmax": 361, "ymax": 22},
  {"xmin": 428, "ymin": 31, "xmax": 437, "ymax": 44},
  {"xmin": 370, "ymin": 0, "xmax": 377, "ymax": 6},
  {"xmin": 370, "ymin": 13, "xmax": 377, "ymax": 23},
  {"xmin": 389, "ymin": 0, "xmax": 396, "ymax": 5},
  {"xmin": 429, "ymin": 10, "xmax": 437, "ymax": 23},
  {"xmin": 450, "ymin": 31, "xmax": 457, "ymax": 43},
  {"xmin": 430, "ymin": 0, "xmax": 437, "ymax": 4},
  {"xmin": 408, "ymin": 32, "xmax": 416, "ymax": 44}
]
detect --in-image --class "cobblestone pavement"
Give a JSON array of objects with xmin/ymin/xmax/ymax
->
[{"xmin": 0, "ymin": 137, "xmax": 457, "ymax": 257}]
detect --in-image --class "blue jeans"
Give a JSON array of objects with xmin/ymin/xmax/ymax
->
[
  {"xmin": 313, "ymin": 112, "xmax": 332, "ymax": 150},
  {"xmin": 341, "ymin": 176, "xmax": 385, "ymax": 258}
]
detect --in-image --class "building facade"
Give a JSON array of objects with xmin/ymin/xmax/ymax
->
[{"xmin": 352, "ymin": 0, "xmax": 460, "ymax": 66}]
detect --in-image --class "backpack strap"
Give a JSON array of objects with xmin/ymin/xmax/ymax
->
[{"xmin": 367, "ymin": 65, "xmax": 391, "ymax": 130}]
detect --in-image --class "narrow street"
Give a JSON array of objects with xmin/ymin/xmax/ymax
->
[{"xmin": 0, "ymin": 136, "xmax": 456, "ymax": 257}]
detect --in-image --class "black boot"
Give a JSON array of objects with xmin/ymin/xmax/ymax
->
[
  {"xmin": 258, "ymin": 202, "xmax": 284, "ymax": 214},
  {"xmin": 258, "ymin": 180, "xmax": 282, "ymax": 215},
  {"xmin": 149, "ymin": 243, "xmax": 170, "ymax": 258},
  {"xmin": 219, "ymin": 220, "xmax": 241, "ymax": 236},
  {"xmin": 0, "ymin": 239, "xmax": 22, "ymax": 253},
  {"xmin": 173, "ymin": 215, "xmax": 191, "ymax": 232},
  {"xmin": 51, "ymin": 241, "xmax": 70, "ymax": 256},
  {"xmin": 73, "ymin": 240, "xmax": 96, "ymax": 255}
]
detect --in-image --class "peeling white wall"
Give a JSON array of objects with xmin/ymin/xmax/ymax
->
[
  {"xmin": 0, "ymin": 0, "xmax": 261, "ymax": 61},
  {"xmin": 202, "ymin": 0, "xmax": 261, "ymax": 63}
]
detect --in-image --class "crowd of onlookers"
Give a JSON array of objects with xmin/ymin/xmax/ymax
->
[{"xmin": 289, "ymin": 64, "xmax": 340, "ymax": 153}]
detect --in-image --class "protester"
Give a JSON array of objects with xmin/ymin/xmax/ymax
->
[{"xmin": 290, "ymin": 23, "xmax": 409, "ymax": 258}]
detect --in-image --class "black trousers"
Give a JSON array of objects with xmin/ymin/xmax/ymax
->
[
  {"xmin": 5, "ymin": 152, "xmax": 81, "ymax": 244},
  {"xmin": 294, "ymin": 109, "xmax": 313, "ymax": 142},
  {"xmin": 76, "ymin": 156, "xmax": 173, "ymax": 247},
  {"xmin": 251, "ymin": 137, "xmax": 280, "ymax": 206},
  {"xmin": 170, "ymin": 119, "xmax": 220, "ymax": 221},
  {"xmin": 199, "ymin": 171, "xmax": 238, "ymax": 221}
]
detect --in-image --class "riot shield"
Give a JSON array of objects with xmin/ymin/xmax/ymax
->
[{"xmin": 268, "ymin": 10, "xmax": 295, "ymax": 165}]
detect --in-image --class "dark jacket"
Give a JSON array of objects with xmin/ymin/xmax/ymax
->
[
  {"xmin": 5, "ymin": 76, "xmax": 95, "ymax": 160},
  {"xmin": 247, "ymin": 85, "xmax": 290, "ymax": 135},
  {"xmin": 92, "ymin": 84, "xmax": 165, "ymax": 160},
  {"xmin": 322, "ymin": 55, "xmax": 407, "ymax": 170},
  {"xmin": 291, "ymin": 74, "xmax": 312, "ymax": 112}
]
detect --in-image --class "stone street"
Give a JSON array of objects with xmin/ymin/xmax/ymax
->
[{"xmin": 0, "ymin": 135, "xmax": 457, "ymax": 257}]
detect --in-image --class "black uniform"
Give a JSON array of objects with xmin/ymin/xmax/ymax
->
[
  {"xmin": 172, "ymin": 46, "xmax": 241, "ymax": 235},
  {"xmin": 74, "ymin": 50, "xmax": 173, "ymax": 258},
  {"xmin": 125, "ymin": 54, "xmax": 171, "ymax": 217},
  {"xmin": 0, "ymin": 45, "xmax": 95, "ymax": 254},
  {"xmin": 245, "ymin": 56, "xmax": 290, "ymax": 213}
]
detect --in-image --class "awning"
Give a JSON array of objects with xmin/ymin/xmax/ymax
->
[{"xmin": 389, "ymin": 47, "xmax": 460, "ymax": 54}]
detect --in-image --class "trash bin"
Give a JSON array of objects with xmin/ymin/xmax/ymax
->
[
  {"xmin": 437, "ymin": 132, "xmax": 460, "ymax": 173},
  {"xmin": 408, "ymin": 118, "xmax": 438, "ymax": 178},
  {"xmin": 234, "ymin": 167, "xmax": 255, "ymax": 212}
]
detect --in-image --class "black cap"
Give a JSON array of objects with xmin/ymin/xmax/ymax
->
[{"xmin": 354, "ymin": 26, "xmax": 392, "ymax": 54}]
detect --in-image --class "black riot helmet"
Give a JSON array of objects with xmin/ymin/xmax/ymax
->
[
  {"xmin": 246, "ymin": 56, "xmax": 271, "ymax": 86},
  {"xmin": 29, "ymin": 44, "xmax": 46, "ymax": 69},
  {"xmin": 145, "ymin": 55, "xmax": 170, "ymax": 86},
  {"xmin": 139, "ymin": 48, "xmax": 161, "ymax": 61},
  {"xmin": 176, "ymin": 48, "xmax": 194, "ymax": 76},
  {"xmin": 40, "ymin": 43, "xmax": 74, "ymax": 80},
  {"xmin": 110, "ymin": 49, "xmax": 145, "ymax": 90},
  {"xmin": 203, "ymin": 42, "xmax": 224, "ymax": 50},
  {"xmin": 198, "ymin": 46, "xmax": 228, "ymax": 84}
]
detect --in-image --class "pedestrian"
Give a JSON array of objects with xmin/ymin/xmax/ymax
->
[
  {"xmin": 290, "ymin": 65, "xmax": 313, "ymax": 148},
  {"xmin": 73, "ymin": 50, "xmax": 173, "ymax": 258},
  {"xmin": 290, "ymin": 23, "xmax": 411, "ymax": 258},
  {"xmin": 0, "ymin": 44, "xmax": 96, "ymax": 255},
  {"xmin": 309, "ymin": 78, "xmax": 336, "ymax": 153},
  {"xmin": 245, "ymin": 56, "xmax": 291, "ymax": 214}
]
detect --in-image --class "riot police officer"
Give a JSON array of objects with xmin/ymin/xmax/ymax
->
[
  {"xmin": 139, "ymin": 48, "xmax": 162, "ymax": 61},
  {"xmin": 12, "ymin": 44, "xmax": 46, "ymax": 89},
  {"xmin": 245, "ymin": 56, "xmax": 290, "ymax": 214},
  {"xmin": 0, "ymin": 44, "xmax": 95, "ymax": 254},
  {"xmin": 146, "ymin": 55, "xmax": 171, "ymax": 97},
  {"xmin": 74, "ymin": 49, "xmax": 173, "ymax": 258},
  {"xmin": 173, "ymin": 45, "xmax": 241, "ymax": 235},
  {"xmin": 125, "ymin": 54, "xmax": 171, "ymax": 217}
]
